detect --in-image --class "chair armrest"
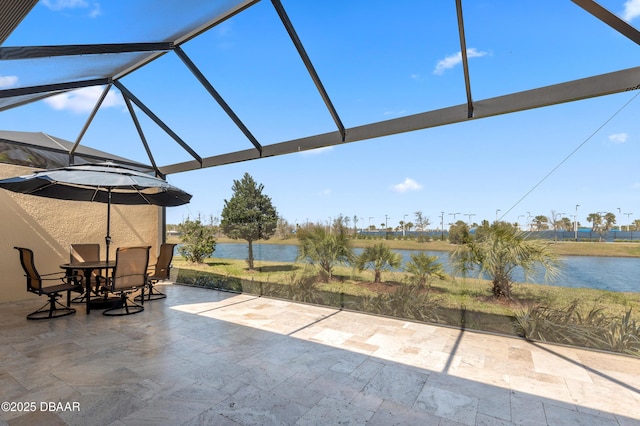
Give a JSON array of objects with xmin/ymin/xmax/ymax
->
[
  {"xmin": 40, "ymin": 271, "xmax": 67, "ymax": 277},
  {"xmin": 37, "ymin": 273, "xmax": 82, "ymax": 282}
]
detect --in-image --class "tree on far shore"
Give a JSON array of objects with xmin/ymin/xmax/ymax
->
[{"xmin": 220, "ymin": 173, "xmax": 278, "ymax": 270}]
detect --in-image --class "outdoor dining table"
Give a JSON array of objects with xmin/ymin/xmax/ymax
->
[{"xmin": 59, "ymin": 260, "xmax": 115, "ymax": 314}]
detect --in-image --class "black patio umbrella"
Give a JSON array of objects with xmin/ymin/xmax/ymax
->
[{"xmin": 0, "ymin": 162, "xmax": 191, "ymax": 262}]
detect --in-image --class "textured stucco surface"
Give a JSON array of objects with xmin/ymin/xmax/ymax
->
[{"xmin": 1, "ymin": 163, "xmax": 161, "ymax": 303}]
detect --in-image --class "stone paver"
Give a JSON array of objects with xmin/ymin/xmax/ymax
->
[{"xmin": 1, "ymin": 284, "xmax": 639, "ymax": 425}]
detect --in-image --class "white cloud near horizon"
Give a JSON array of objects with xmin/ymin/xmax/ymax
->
[
  {"xmin": 392, "ymin": 178, "xmax": 422, "ymax": 193},
  {"xmin": 608, "ymin": 133, "xmax": 629, "ymax": 144},
  {"xmin": 44, "ymin": 86, "xmax": 123, "ymax": 113},
  {"xmin": 433, "ymin": 48, "xmax": 488, "ymax": 75},
  {"xmin": 0, "ymin": 75, "xmax": 18, "ymax": 88},
  {"xmin": 622, "ymin": 0, "xmax": 640, "ymax": 21}
]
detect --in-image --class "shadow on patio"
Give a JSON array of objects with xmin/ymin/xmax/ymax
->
[{"xmin": 1, "ymin": 284, "xmax": 639, "ymax": 425}]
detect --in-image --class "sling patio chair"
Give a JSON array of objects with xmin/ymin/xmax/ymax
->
[
  {"xmin": 102, "ymin": 246, "xmax": 150, "ymax": 316},
  {"xmin": 135, "ymin": 243, "xmax": 176, "ymax": 302},
  {"xmin": 14, "ymin": 247, "xmax": 84, "ymax": 320}
]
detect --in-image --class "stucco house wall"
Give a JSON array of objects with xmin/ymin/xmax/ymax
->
[{"xmin": 0, "ymin": 163, "xmax": 162, "ymax": 303}]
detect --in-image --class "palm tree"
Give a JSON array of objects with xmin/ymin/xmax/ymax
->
[
  {"xmin": 587, "ymin": 212, "xmax": 616, "ymax": 241},
  {"xmin": 405, "ymin": 221, "xmax": 414, "ymax": 233},
  {"xmin": 450, "ymin": 223, "xmax": 561, "ymax": 300},
  {"xmin": 603, "ymin": 212, "xmax": 616, "ymax": 233},
  {"xmin": 404, "ymin": 253, "xmax": 446, "ymax": 289},
  {"xmin": 533, "ymin": 215, "xmax": 549, "ymax": 231},
  {"xmin": 587, "ymin": 212, "xmax": 602, "ymax": 233},
  {"xmin": 296, "ymin": 225, "xmax": 353, "ymax": 282},
  {"xmin": 355, "ymin": 243, "xmax": 402, "ymax": 283}
]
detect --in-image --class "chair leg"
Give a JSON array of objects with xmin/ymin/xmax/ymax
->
[
  {"xmin": 103, "ymin": 293, "xmax": 144, "ymax": 316},
  {"xmin": 27, "ymin": 293, "xmax": 76, "ymax": 320},
  {"xmin": 135, "ymin": 282, "xmax": 166, "ymax": 302}
]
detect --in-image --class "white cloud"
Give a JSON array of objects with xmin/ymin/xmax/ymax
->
[
  {"xmin": 433, "ymin": 48, "xmax": 488, "ymax": 75},
  {"xmin": 392, "ymin": 178, "xmax": 422, "ymax": 193},
  {"xmin": 622, "ymin": 0, "xmax": 640, "ymax": 21},
  {"xmin": 42, "ymin": 0, "xmax": 100, "ymax": 18},
  {"xmin": 42, "ymin": 0, "xmax": 89, "ymax": 11},
  {"xmin": 608, "ymin": 133, "xmax": 629, "ymax": 144},
  {"xmin": 44, "ymin": 86, "xmax": 123, "ymax": 113},
  {"xmin": 89, "ymin": 2, "xmax": 102, "ymax": 18},
  {"xmin": 0, "ymin": 75, "xmax": 18, "ymax": 88}
]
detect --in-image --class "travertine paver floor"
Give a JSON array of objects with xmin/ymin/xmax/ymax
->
[{"xmin": 1, "ymin": 283, "xmax": 639, "ymax": 425}]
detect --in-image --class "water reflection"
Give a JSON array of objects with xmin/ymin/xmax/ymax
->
[{"xmin": 209, "ymin": 243, "xmax": 639, "ymax": 293}]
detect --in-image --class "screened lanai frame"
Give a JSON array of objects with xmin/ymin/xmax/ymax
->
[{"xmin": 1, "ymin": 0, "xmax": 639, "ymax": 178}]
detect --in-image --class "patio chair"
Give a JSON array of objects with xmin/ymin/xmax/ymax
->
[
  {"xmin": 135, "ymin": 243, "xmax": 176, "ymax": 302},
  {"xmin": 69, "ymin": 243, "xmax": 101, "ymax": 302},
  {"xmin": 14, "ymin": 247, "xmax": 83, "ymax": 320},
  {"xmin": 102, "ymin": 246, "xmax": 150, "ymax": 316}
]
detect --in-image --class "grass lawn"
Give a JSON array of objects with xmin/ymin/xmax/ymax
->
[{"xmin": 172, "ymin": 256, "xmax": 640, "ymax": 321}]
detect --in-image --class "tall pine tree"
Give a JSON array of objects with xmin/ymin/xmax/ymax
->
[{"xmin": 220, "ymin": 173, "xmax": 278, "ymax": 270}]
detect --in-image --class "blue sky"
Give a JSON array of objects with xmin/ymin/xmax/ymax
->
[{"xmin": 2, "ymin": 0, "xmax": 640, "ymax": 230}]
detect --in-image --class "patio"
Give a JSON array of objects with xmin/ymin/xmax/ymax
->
[{"xmin": 1, "ymin": 283, "xmax": 639, "ymax": 425}]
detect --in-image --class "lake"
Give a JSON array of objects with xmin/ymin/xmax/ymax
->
[{"xmin": 199, "ymin": 243, "xmax": 640, "ymax": 293}]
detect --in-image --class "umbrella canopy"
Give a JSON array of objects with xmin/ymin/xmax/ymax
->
[
  {"xmin": 0, "ymin": 162, "xmax": 191, "ymax": 261},
  {"xmin": 0, "ymin": 163, "xmax": 191, "ymax": 206}
]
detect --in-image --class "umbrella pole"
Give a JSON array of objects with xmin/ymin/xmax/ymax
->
[{"xmin": 106, "ymin": 189, "xmax": 111, "ymax": 264}]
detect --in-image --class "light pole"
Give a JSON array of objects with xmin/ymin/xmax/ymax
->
[
  {"xmin": 465, "ymin": 213, "xmax": 475, "ymax": 226},
  {"xmin": 574, "ymin": 204, "xmax": 579, "ymax": 241},
  {"xmin": 625, "ymin": 212, "xmax": 633, "ymax": 231},
  {"xmin": 553, "ymin": 212, "xmax": 565, "ymax": 241},
  {"xmin": 385, "ymin": 215, "xmax": 390, "ymax": 238}
]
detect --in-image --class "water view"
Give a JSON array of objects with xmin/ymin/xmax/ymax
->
[{"xmin": 206, "ymin": 243, "xmax": 639, "ymax": 293}]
